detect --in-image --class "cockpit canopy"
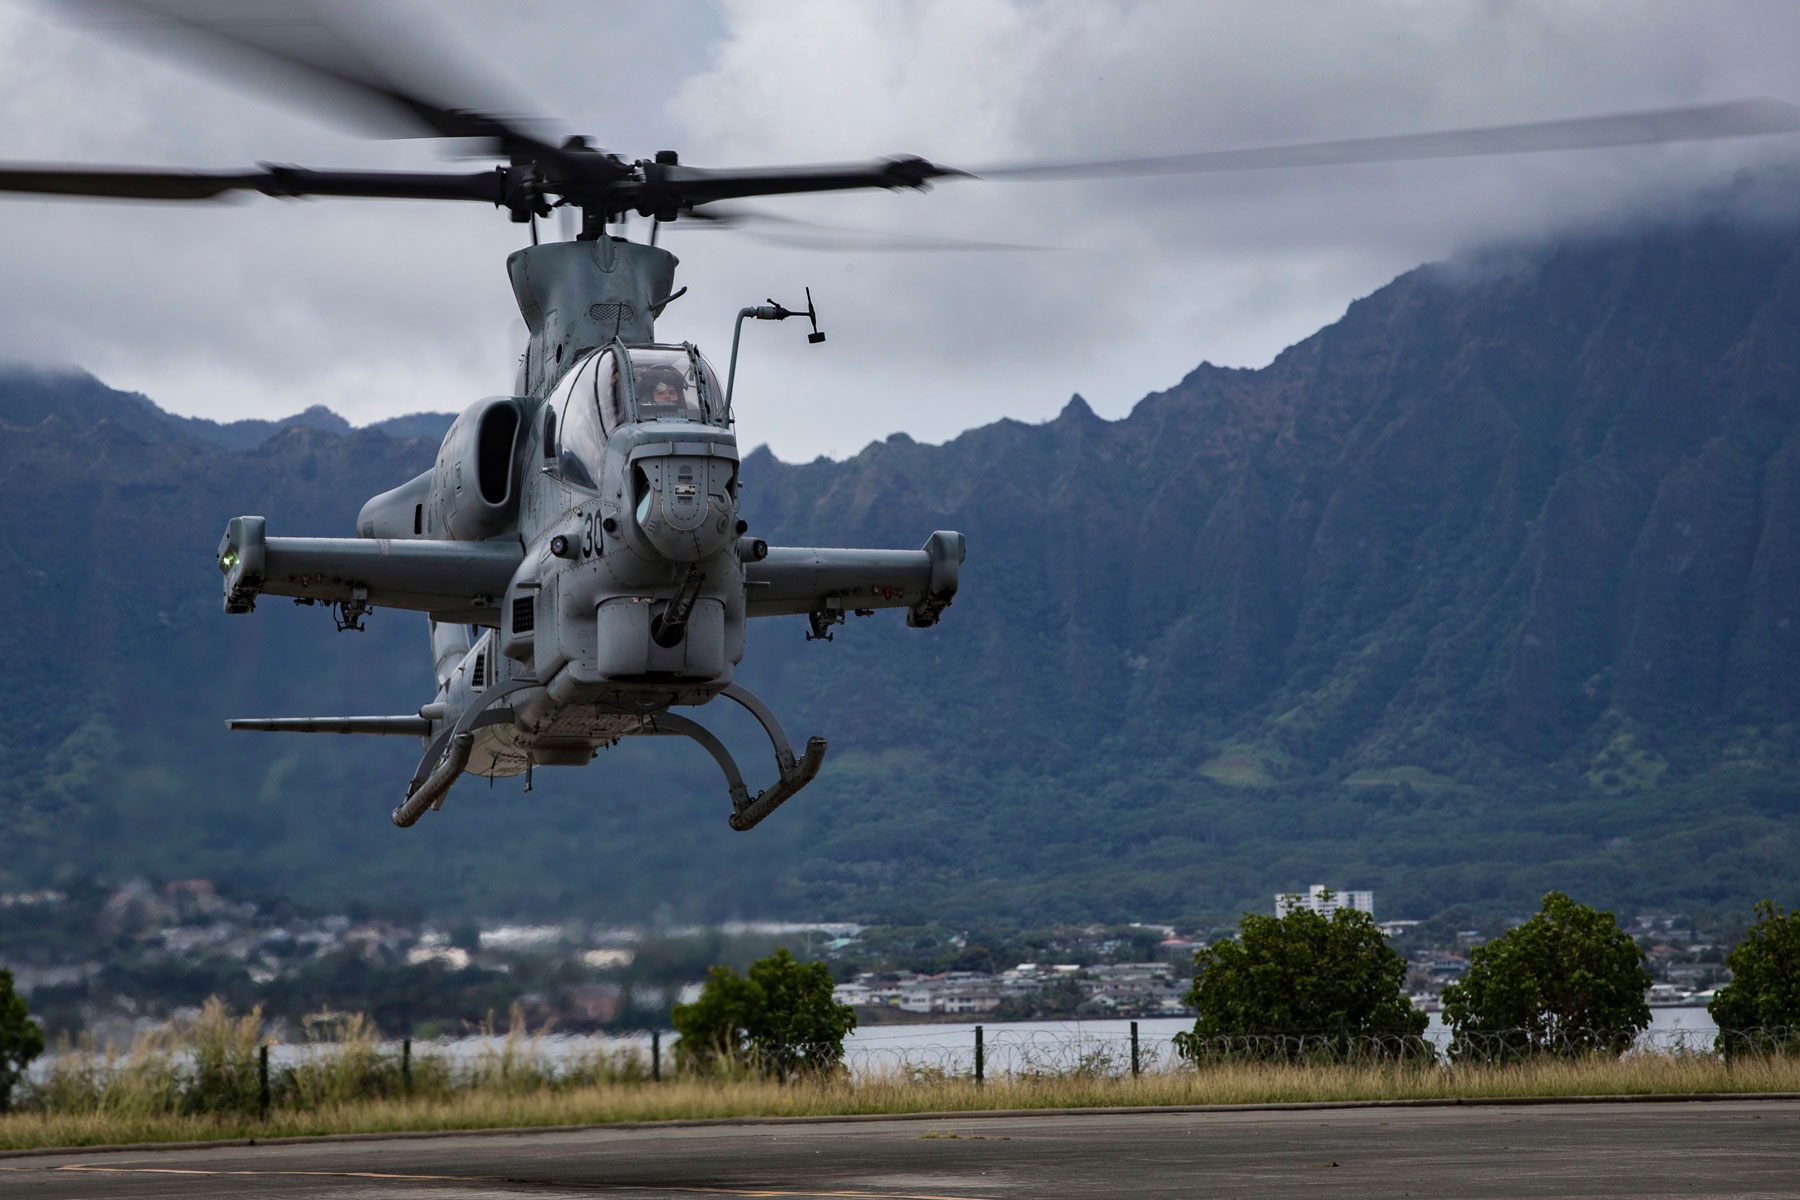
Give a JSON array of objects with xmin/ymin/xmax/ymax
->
[{"xmin": 544, "ymin": 343, "xmax": 725, "ymax": 490}]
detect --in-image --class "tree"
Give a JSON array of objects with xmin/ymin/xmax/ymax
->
[
  {"xmin": 1708, "ymin": 901, "xmax": 1800, "ymax": 1056},
  {"xmin": 1172, "ymin": 901, "xmax": 1426, "ymax": 1062},
  {"xmin": 1441, "ymin": 891, "xmax": 1650, "ymax": 1060},
  {"xmin": 671, "ymin": 948, "xmax": 855, "ymax": 1078},
  {"xmin": 0, "ymin": 967, "xmax": 47, "ymax": 1113},
  {"xmin": 448, "ymin": 919, "xmax": 482, "ymax": 955}
]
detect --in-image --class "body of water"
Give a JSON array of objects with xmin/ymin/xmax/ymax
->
[
  {"xmin": 840, "ymin": 1006, "xmax": 1723, "ymax": 1076},
  {"xmin": 30, "ymin": 1007, "xmax": 1724, "ymax": 1084}
]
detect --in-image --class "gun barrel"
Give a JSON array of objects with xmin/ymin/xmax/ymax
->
[{"xmin": 228, "ymin": 716, "xmax": 431, "ymax": 736}]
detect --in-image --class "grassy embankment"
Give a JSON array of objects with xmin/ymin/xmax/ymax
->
[{"xmin": 3, "ymin": 1002, "xmax": 1796, "ymax": 1154}]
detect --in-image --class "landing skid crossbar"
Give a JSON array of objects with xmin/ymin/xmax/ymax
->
[
  {"xmin": 641, "ymin": 713, "xmax": 751, "ymax": 813},
  {"xmin": 728, "ymin": 736, "xmax": 826, "ymax": 831},
  {"xmin": 644, "ymin": 683, "xmax": 827, "ymax": 831},
  {"xmin": 720, "ymin": 682, "xmax": 797, "ymax": 774}
]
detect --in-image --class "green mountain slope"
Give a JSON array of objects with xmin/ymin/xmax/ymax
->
[{"xmin": 2, "ymin": 192, "xmax": 1796, "ymax": 924}]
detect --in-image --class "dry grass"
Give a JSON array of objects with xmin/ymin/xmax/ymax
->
[{"xmin": 4, "ymin": 1048, "xmax": 1797, "ymax": 1154}]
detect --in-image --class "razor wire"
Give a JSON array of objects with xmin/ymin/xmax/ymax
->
[
  {"xmin": 848, "ymin": 1026, "xmax": 1172, "ymax": 1080},
  {"xmin": 1433, "ymin": 1025, "xmax": 1798, "ymax": 1062},
  {"xmin": 842, "ymin": 1024, "xmax": 1800, "ymax": 1079}
]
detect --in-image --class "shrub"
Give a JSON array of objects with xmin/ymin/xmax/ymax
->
[
  {"xmin": 281, "ymin": 1009, "xmax": 422, "ymax": 1108},
  {"xmin": 182, "ymin": 997, "xmax": 264, "ymax": 1115},
  {"xmin": 0, "ymin": 969, "xmax": 46, "ymax": 1113},
  {"xmin": 1172, "ymin": 901, "xmax": 1427, "ymax": 1063},
  {"xmin": 671, "ymin": 948, "xmax": 855, "ymax": 1078},
  {"xmin": 1708, "ymin": 900, "xmax": 1800, "ymax": 1057},
  {"xmin": 1442, "ymin": 891, "xmax": 1650, "ymax": 1060}
]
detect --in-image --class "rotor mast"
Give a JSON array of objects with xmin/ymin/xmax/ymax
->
[{"xmin": 508, "ymin": 237, "xmax": 677, "ymax": 397}]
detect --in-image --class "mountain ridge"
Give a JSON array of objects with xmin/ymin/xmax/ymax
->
[
  {"xmin": 1, "ymin": 191, "xmax": 1797, "ymax": 924},
  {"xmin": 0, "ymin": 366, "xmax": 455, "ymax": 450}
]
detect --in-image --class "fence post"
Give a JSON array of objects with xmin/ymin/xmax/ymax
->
[
  {"xmin": 974, "ymin": 1025, "xmax": 984, "ymax": 1085},
  {"xmin": 1335, "ymin": 1013, "xmax": 1348, "ymax": 1064},
  {"xmin": 402, "ymin": 1037, "xmax": 412, "ymax": 1095},
  {"xmin": 258, "ymin": 1043, "xmax": 270, "ymax": 1120},
  {"xmin": 652, "ymin": 1030, "xmax": 662, "ymax": 1082},
  {"xmin": 1131, "ymin": 1020, "xmax": 1140, "ymax": 1078}
]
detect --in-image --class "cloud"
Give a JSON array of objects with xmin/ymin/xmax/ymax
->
[{"xmin": 1, "ymin": 0, "xmax": 1797, "ymax": 458}]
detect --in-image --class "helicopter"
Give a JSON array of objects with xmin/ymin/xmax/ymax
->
[{"xmin": 4, "ymin": 3, "xmax": 1799, "ymax": 833}]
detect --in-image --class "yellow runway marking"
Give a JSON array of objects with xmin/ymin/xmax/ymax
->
[
  {"xmin": 647, "ymin": 1192, "xmax": 991, "ymax": 1199},
  {"xmin": 56, "ymin": 1164, "xmax": 483, "ymax": 1181},
  {"xmin": 49, "ymin": 1163, "xmax": 997, "ymax": 1199}
]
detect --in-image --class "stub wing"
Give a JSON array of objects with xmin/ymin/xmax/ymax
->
[
  {"xmin": 745, "ymin": 531, "xmax": 964, "ymax": 627},
  {"xmin": 217, "ymin": 515, "xmax": 964, "ymax": 628},
  {"xmin": 217, "ymin": 515, "xmax": 522, "ymax": 625}
]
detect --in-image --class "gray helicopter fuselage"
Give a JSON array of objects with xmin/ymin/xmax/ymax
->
[
  {"xmin": 220, "ymin": 234, "xmax": 963, "ymax": 829},
  {"xmin": 365, "ymin": 238, "xmax": 743, "ymax": 778}
]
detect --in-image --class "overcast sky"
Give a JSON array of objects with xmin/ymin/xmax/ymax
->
[{"xmin": 2, "ymin": 0, "xmax": 1799, "ymax": 461}]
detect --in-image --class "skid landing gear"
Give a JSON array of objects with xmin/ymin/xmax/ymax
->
[
  {"xmin": 644, "ymin": 682, "xmax": 827, "ymax": 831},
  {"xmin": 393, "ymin": 679, "xmax": 533, "ymax": 828}
]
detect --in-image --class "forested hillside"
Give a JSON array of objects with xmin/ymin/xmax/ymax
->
[{"xmin": 2, "ymin": 189, "xmax": 1796, "ymax": 924}]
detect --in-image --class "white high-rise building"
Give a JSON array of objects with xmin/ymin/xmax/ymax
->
[{"xmin": 1276, "ymin": 884, "xmax": 1374, "ymax": 920}]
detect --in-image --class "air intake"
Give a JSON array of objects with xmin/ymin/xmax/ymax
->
[
  {"xmin": 512, "ymin": 595, "xmax": 535, "ymax": 635},
  {"xmin": 588, "ymin": 300, "xmax": 636, "ymax": 330}
]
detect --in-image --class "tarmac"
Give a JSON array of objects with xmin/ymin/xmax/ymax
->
[{"xmin": 2, "ymin": 1099, "xmax": 1797, "ymax": 1198}]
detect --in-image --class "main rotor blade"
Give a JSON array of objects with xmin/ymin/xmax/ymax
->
[
  {"xmin": 680, "ymin": 204, "xmax": 1046, "ymax": 253},
  {"xmin": 0, "ymin": 156, "xmax": 958, "ymax": 213},
  {"xmin": 0, "ymin": 164, "xmax": 504, "ymax": 204},
  {"xmin": 612, "ymin": 98, "xmax": 1800, "ymax": 214},
  {"xmin": 60, "ymin": 0, "xmax": 562, "ymax": 160},
  {"xmin": 966, "ymin": 98, "xmax": 1800, "ymax": 181},
  {"xmin": 635, "ymin": 157, "xmax": 965, "ymax": 212}
]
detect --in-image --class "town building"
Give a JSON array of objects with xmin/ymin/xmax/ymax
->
[
  {"xmin": 1276, "ymin": 885, "xmax": 1374, "ymax": 919},
  {"xmin": 830, "ymin": 981, "xmax": 875, "ymax": 1007},
  {"xmin": 892, "ymin": 971, "xmax": 1005, "ymax": 1014},
  {"xmin": 1079, "ymin": 963, "xmax": 1190, "ymax": 1014}
]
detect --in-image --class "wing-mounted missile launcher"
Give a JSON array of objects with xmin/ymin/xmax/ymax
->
[{"xmin": 219, "ymin": 234, "xmax": 964, "ymax": 830}]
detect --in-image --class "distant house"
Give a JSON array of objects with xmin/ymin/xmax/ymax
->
[
  {"xmin": 1081, "ymin": 967, "xmax": 1189, "ymax": 1014},
  {"xmin": 832, "ymin": 982, "xmax": 875, "ymax": 1007},
  {"xmin": 581, "ymin": 948, "xmax": 636, "ymax": 969},
  {"xmin": 405, "ymin": 945, "xmax": 471, "ymax": 970},
  {"xmin": 895, "ymin": 973, "xmax": 1004, "ymax": 1014},
  {"xmin": 848, "ymin": 972, "xmax": 921, "ymax": 1007},
  {"xmin": 1422, "ymin": 953, "xmax": 1470, "ymax": 980},
  {"xmin": 936, "ymin": 982, "xmax": 1002, "ymax": 1014},
  {"xmin": 565, "ymin": 983, "xmax": 623, "ymax": 1024}
]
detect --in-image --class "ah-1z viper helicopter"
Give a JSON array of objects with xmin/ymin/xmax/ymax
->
[{"xmin": 5, "ymin": 3, "xmax": 1799, "ymax": 833}]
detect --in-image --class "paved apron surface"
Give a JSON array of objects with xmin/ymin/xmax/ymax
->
[{"xmin": 2, "ymin": 1100, "xmax": 1797, "ymax": 1198}]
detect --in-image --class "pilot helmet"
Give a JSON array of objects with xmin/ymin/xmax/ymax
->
[{"xmin": 637, "ymin": 364, "xmax": 687, "ymax": 407}]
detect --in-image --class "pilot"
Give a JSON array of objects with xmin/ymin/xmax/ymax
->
[{"xmin": 636, "ymin": 365, "xmax": 689, "ymax": 417}]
